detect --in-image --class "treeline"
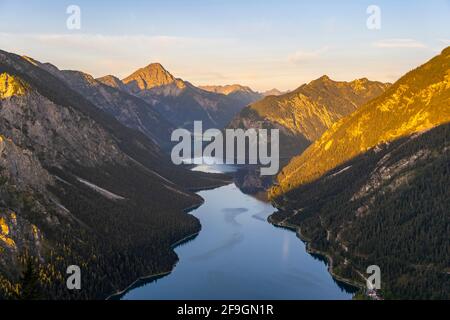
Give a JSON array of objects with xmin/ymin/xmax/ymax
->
[{"xmin": 0, "ymin": 158, "xmax": 229, "ymax": 299}]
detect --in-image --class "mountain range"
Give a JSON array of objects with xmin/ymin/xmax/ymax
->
[
  {"xmin": 0, "ymin": 49, "xmax": 228, "ymax": 299},
  {"xmin": 118, "ymin": 63, "xmax": 256, "ymax": 130},
  {"xmin": 269, "ymin": 47, "xmax": 450, "ymax": 299},
  {"xmin": 229, "ymin": 76, "xmax": 390, "ymax": 159},
  {"xmin": 272, "ymin": 47, "xmax": 450, "ymax": 196},
  {"xmin": 0, "ymin": 45, "xmax": 448, "ymax": 300},
  {"xmin": 199, "ymin": 84, "xmax": 263, "ymax": 106}
]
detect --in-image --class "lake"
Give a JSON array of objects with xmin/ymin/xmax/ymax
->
[{"xmin": 122, "ymin": 162, "xmax": 355, "ymax": 299}]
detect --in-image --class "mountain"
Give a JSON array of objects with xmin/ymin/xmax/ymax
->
[
  {"xmin": 0, "ymin": 49, "xmax": 228, "ymax": 299},
  {"xmin": 122, "ymin": 64, "xmax": 251, "ymax": 130},
  {"xmin": 199, "ymin": 84, "xmax": 255, "ymax": 95},
  {"xmin": 229, "ymin": 76, "xmax": 389, "ymax": 159},
  {"xmin": 199, "ymin": 84, "xmax": 263, "ymax": 105},
  {"xmin": 123, "ymin": 62, "xmax": 182, "ymax": 92},
  {"xmin": 269, "ymin": 47, "xmax": 450, "ymax": 299},
  {"xmin": 20, "ymin": 57, "xmax": 174, "ymax": 149},
  {"xmin": 272, "ymin": 47, "xmax": 450, "ymax": 196},
  {"xmin": 262, "ymin": 88, "xmax": 285, "ymax": 96},
  {"xmin": 96, "ymin": 74, "xmax": 131, "ymax": 92},
  {"xmin": 270, "ymin": 122, "xmax": 450, "ymax": 299}
]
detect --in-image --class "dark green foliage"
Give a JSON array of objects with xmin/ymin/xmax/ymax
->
[
  {"xmin": 17, "ymin": 257, "xmax": 42, "ymax": 300},
  {"xmin": 271, "ymin": 123, "xmax": 450, "ymax": 299}
]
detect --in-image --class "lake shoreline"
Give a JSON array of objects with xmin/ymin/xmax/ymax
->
[
  {"xmin": 106, "ymin": 170, "xmax": 233, "ymax": 300},
  {"xmin": 105, "ymin": 194, "xmax": 214, "ymax": 300},
  {"xmin": 267, "ymin": 214, "xmax": 364, "ymax": 294},
  {"xmin": 110, "ymin": 161, "xmax": 357, "ymax": 300}
]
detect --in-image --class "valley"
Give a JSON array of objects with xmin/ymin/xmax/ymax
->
[
  {"xmin": 0, "ymin": 44, "xmax": 448, "ymax": 300},
  {"xmin": 119, "ymin": 162, "xmax": 356, "ymax": 300}
]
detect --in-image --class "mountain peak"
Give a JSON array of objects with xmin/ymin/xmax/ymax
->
[
  {"xmin": 318, "ymin": 75, "xmax": 331, "ymax": 81},
  {"xmin": 122, "ymin": 62, "xmax": 176, "ymax": 91},
  {"xmin": 307, "ymin": 75, "xmax": 334, "ymax": 87},
  {"xmin": 199, "ymin": 84, "xmax": 255, "ymax": 95},
  {"xmin": 262, "ymin": 88, "xmax": 284, "ymax": 96},
  {"xmin": 96, "ymin": 75, "xmax": 128, "ymax": 91},
  {"xmin": 143, "ymin": 62, "xmax": 167, "ymax": 71}
]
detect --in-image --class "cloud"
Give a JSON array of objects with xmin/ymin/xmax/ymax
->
[
  {"xmin": 373, "ymin": 39, "xmax": 426, "ymax": 49},
  {"xmin": 288, "ymin": 46, "xmax": 329, "ymax": 64},
  {"xmin": 0, "ymin": 33, "xmax": 234, "ymax": 54},
  {"xmin": 439, "ymin": 39, "xmax": 450, "ymax": 45},
  {"xmin": 0, "ymin": 32, "xmax": 236, "ymax": 78}
]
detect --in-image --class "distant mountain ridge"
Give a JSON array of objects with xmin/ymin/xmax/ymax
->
[
  {"xmin": 119, "ymin": 64, "xmax": 253, "ymax": 130},
  {"xmin": 199, "ymin": 84, "xmax": 256, "ymax": 95},
  {"xmin": 262, "ymin": 88, "xmax": 286, "ymax": 96},
  {"xmin": 18, "ymin": 56, "xmax": 175, "ymax": 149},
  {"xmin": 229, "ymin": 75, "xmax": 390, "ymax": 159},
  {"xmin": 96, "ymin": 74, "xmax": 131, "ymax": 92},
  {"xmin": 199, "ymin": 84, "xmax": 263, "ymax": 106}
]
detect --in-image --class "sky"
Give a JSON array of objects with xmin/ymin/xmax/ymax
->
[{"xmin": 0, "ymin": 0, "xmax": 449, "ymax": 91}]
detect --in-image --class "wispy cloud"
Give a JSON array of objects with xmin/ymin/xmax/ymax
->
[
  {"xmin": 0, "ymin": 32, "xmax": 236, "ymax": 78},
  {"xmin": 439, "ymin": 39, "xmax": 450, "ymax": 45},
  {"xmin": 373, "ymin": 39, "xmax": 426, "ymax": 49},
  {"xmin": 288, "ymin": 46, "xmax": 329, "ymax": 64},
  {"xmin": 0, "ymin": 33, "xmax": 234, "ymax": 54}
]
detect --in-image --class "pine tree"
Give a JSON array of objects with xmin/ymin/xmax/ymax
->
[{"xmin": 17, "ymin": 257, "xmax": 42, "ymax": 300}]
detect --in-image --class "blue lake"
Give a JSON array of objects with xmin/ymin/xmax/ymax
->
[{"xmin": 122, "ymin": 164, "xmax": 355, "ymax": 299}]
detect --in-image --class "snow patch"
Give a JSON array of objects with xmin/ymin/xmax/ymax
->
[{"xmin": 76, "ymin": 177, "xmax": 125, "ymax": 201}]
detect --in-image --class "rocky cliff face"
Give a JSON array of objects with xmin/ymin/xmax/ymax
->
[{"xmin": 0, "ymin": 75, "xmax": 124, "ymax": 168}]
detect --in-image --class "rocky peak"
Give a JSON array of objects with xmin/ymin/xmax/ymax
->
[
  {"xmin": 317, "ymin": 75, "xmax": 331, "ymax": 82},
  {"xmin": 262, "ymin": 88, "xmax": 284, "ymax": 96},
  {"xmin": 96, "ymin": 75, "xmax": 128, "ymax": 92},
  {"xmin": 199, "ymin": 84, "xmax": 255, "ymax": 95},
  {"xmin": 122, "ymin": 62, "xmax": 179, "ymax": 91}
]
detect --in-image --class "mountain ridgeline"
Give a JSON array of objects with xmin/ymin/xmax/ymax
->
[
  {"xmin": 269, "ymin": 47, "xmax": 450, "ymax": 299},
  {"xmin": 229, "ymin": 76, "xmax": 389, "ymax": 159},
  {"xmin": 0, "ymin": 50, "xmax": 228, "ymax": 299},
  {"xmin": 0, "ymin": 43, "xmax": 448, "ymax": 301},
  {"xmin": 272, "ymin": 48, "xmax": 450, "ymax": 196},
  {"xmin": 199, "ymin": 84, "xmax": 263, "ymax": 106},
  {"xmin": 120, "ymin": 63, "xmax": 257, "ymax": 130},
  {"xmin": 21, "ymin": 56, "xmax": 174, "ymax": 149}
]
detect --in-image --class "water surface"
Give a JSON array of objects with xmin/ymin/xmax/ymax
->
[{"xmin": 123, "ymin": 164, "xmax": 354, "ymax": 299}]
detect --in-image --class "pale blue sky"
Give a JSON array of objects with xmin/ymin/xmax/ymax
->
[{"xmin": 0, "ymin": 0, "xmax": 449, "ymax": 91}]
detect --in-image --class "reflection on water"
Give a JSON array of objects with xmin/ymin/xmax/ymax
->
[
  {"xmin": 183, "ymin": 157, "xmax": 239, "ymax": 174},
  {"xmin": 122, "ymin": 162, "xmax": 356, "ymax": 300}
]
